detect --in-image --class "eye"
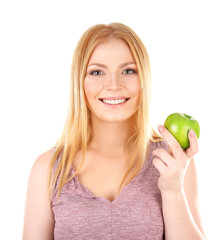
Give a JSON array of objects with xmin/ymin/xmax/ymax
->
[
  {"xmin": 123, "ymin": 69, "xmax": 137, "ymax": 74},
  {"xmin": 89, "ymin": 69, "xmax": 103, "ymax": 76}
]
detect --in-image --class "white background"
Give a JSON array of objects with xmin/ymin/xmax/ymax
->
[{"xmin": 0, "ymin": 0, "xmax": 221, "ymax": 239}]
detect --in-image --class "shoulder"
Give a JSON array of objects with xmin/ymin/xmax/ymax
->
[
  {"xmin": 33, "ymin": 148, "xmax": 54, "ymax": 168},
  {"xmin": 28, "ymin": 149, "xmax": 54, "ymax": 182},
  {"xmin": 27, "ymin": 148, "xmax": 57, "ymax": 208},
  {"xmin": 22, "ymin": 148, "xmax": 55, "ymax": 239},
  {"xmin": 27, "ymin": 148, "xmax": 55, "ymax": 202}
]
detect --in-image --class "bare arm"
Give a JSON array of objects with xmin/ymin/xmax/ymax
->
[
  {"xmin": 161, "ymin": 158, "xmax": 207, "ymax": 240},
  {"xmin": 152, "ymin": 127, "xmax": 206, "ymax": 239},
  {"xmin": 183, "ymin": 157, "xmax": 206, "ymax": 238},
  {"xmin": 22, "ymin": 149, "xmax": 54, "ymax": 240}
]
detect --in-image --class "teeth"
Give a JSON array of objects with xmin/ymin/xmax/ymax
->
[{"xmin": 102, "ymin": 99, "xmax": 127, "ymax": 105}]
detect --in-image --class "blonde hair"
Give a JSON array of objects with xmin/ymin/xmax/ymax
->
[{"xmin": 48, "ymin": 22, "xmax": 162, "ymax": 203}]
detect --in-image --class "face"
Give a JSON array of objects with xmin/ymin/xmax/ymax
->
[{"xmin": 84, "ymin": 38, "xmax": 140, "ymax": 123}]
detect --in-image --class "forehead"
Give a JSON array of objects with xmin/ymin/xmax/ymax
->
[{"xmin": 88, "ymin": 38, "xmax": 134, "ymax": 63}]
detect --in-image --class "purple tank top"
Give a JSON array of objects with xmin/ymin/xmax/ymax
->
[{"xmin": 51, "ymin": 140, "xmax": 168, "ymax": 240}]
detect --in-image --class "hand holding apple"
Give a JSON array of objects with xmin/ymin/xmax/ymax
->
[
  {"xmin": 152, "ymin": 116, "xmax": 199, "ymax": 195},
  {"xmin": 164, "ymin": 113, "xmax": 200, "ymax": 150}
]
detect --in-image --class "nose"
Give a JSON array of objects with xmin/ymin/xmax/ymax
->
[{"xmin": 105, "ymin": 72, "xmax": 123, "ymax": 90}]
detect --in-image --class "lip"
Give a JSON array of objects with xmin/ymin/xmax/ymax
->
[
  {"xmin": 98, "ymin": 96, "xmax": 130, "ymax": 100},
  {"xmin": 99, "ymin": 98, "xmax": 130, "ymax": 108}
]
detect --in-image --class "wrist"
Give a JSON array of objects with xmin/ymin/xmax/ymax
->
[{"xmin": 160, "ymin": 189, "xmax": 186, "ymax": 202}]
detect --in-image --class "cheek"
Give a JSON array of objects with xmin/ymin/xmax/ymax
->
[
  {"xmin": 84, "ymin": 79, "xmax": 102, "ymax": 110},
  {"xmin": 84, "ymin": 79, "xmax": 98, "ymax": 98},
  {"xmin": 129, "ymin": 80, "xmax": 140, "ymax": 110},
  {"xmin": 129, "ymin": 79, "xmax": 140, "ymax": 98}
]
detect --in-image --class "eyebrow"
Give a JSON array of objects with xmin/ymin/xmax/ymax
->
[{"xmin": 87, "ymin": 61, "xmax": 136, "ymax": 69}]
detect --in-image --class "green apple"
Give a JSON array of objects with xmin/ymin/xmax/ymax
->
[{"xmin": 164, "ymin": 113, "xmax": 200, "ymax": 150}]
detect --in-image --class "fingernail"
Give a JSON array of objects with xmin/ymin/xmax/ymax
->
[
  {"xmin": 158, "ymin": 125, "xmax": 165, "ymax": 133},
  {"xmin": 189, "ymin": 129, "xmax": 195, "ymax": 137}
]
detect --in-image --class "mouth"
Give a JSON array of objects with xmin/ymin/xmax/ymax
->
[{"xmin": 98, "ymin": 98, "xmax": 130, "ymax": 108}]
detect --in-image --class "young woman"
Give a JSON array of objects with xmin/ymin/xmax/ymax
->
[{"xmin": 22, "ymin": 22, "xmax": 206, "ymax": 240}]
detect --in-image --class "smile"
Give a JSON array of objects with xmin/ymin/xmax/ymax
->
[{"xmin": 99, "ymin": 98, "xmax": 130, "ymax": 108}]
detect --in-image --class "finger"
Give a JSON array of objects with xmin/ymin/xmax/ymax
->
[
  {"xmin": 185, "ymin": 129, "xmax": 199, "ymax": 159},
  {"xmin": 152, "ymin": 148, "xmax": 175, "ymax": 168},
  {"xmin": 152, "ymin": 157, "xmax": 168, "ymax": 175},
  {"xmin": 158, "ymin": 125, "xmax": 186, "ymax": 161}
]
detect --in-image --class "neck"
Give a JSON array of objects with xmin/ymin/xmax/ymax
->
[{"xmin": 87, "ymin": 116, "xmax": 136, "ymax": 159}]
